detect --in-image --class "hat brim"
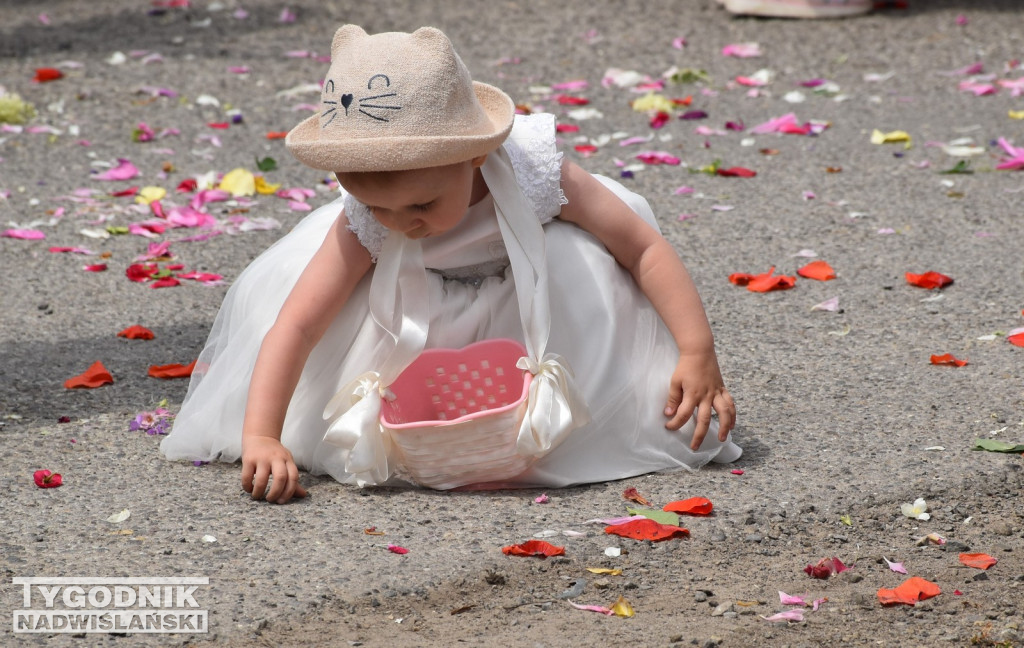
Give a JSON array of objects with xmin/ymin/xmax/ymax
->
[{"xmin": 286, "ymin": 82, "xmax": 515, "ymax": 173}]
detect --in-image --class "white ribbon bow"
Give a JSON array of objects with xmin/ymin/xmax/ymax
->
[
  {"xmin": 322, "ymin": 372, "xmax": 393, "ymax": 486},
  {"xmin": 515, "ymin": 353, "xmax": 591, "ymax": 456}
]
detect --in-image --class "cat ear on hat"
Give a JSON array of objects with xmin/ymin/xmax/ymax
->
[{"xmin": 332, "ymin": 24, "xmax": 368, "ymax": 54}]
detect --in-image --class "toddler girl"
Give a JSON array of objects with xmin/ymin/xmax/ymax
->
[{"xmin": 160, "ymin": 25, "xmax": 741, "ymax": 503}]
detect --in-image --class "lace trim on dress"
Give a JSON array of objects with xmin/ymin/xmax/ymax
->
[
  {"xmin": 343, "ymin": 112, "xmax": 567, "ymax": 262},
  {"xmin": 344, "ymin": 193, "xmax": 388, "ymax": 262}
]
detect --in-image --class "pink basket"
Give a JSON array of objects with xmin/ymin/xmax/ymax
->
[{"xmin": 380, "ymin": 339, "xmax": 533, "ymax": 489}]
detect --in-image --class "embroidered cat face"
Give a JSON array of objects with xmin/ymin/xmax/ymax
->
[{"xmin": 321, "ymin": 73, "xmax": 401, "ymax": 127}]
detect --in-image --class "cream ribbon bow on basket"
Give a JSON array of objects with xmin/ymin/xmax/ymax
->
[{"xmin": 321, "ymin": 146, "xmax": 589, "ymax": 486}]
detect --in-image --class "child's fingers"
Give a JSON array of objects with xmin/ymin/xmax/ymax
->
[
  {"xmin": 689, "ymin": 402, "xmax": 713, "ymax": 451},
  {"xmin": 665, "ymin": 392, "xmax": 695, "ymax": 430},
  {"xmin": 663, "ymin": 383, "xmax": 683, "ymax": 419},
  {"xmin": 265, "ymin": 458, "xmax": 289, "ymax": 502},
  {"xmin": 273, "ymin": 463, "xmax": 304, "ymax": 504},
  {"xmin": 251, "ymin": 463, "xmax": 271, "ymax": 501},
  {"xmin": 714, "ymin": 392, "xmax": 736, "ymax": 440},
  {"xmin": 241, "ymin": 460, "xmax": 256, "ymax": 495}
]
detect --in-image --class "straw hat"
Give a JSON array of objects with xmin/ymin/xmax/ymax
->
[{"xmin": 286, "ymin": 25, "xmax": 515, "ymax": 172}]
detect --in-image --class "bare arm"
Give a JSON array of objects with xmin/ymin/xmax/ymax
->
[
  {"xmin": 241, "ymin": 212, "xmax": 373, "ymax": 502},
  {"xmin": 558, "ymin": 160, "xmax": 735, "ymax": 448}
]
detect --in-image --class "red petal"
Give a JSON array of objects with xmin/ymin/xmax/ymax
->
[
  {"xmin": 33, "ymin": 67, "xmax": 64, "ymax": 83},
  {"xmin": 663, "ymin": 497, "xmax": 713, "ymax": 516},
  {"xmin": 959, "ymin": 553, "xmax": 997, "ymax": 570},
  {"xmin": 797, "ymin": 260, "xmax": 836, "ymax": 281},
  {"xmin": 930, "ymin": 353, "xmax": 968, "ymax": 367},
  {"xmin": 906, "ymin": 271, "xmax": 953, "ymax": 289},
  {"xmin": 147, "ymin": 359, "xmax": 197, "ymax": 379},
  {"xmin": 716, "ymin": 166, "xmax": 757, "ymax": 178},
  {"xmin": 604, "ymin": 518, "xmax": 690, "ymax": 541},
  {"xmin": 109, "ymin": 186, "xmax": 140, "ymax": 198},
  {"xmin": 747, "ymin": 267, "xmax": 796, "ymax": 293},
  {"xmin": 556, "ymin": 95, "xmax": 589, "ymax": 106},
  {"xmin": 150, "ymin": 277, "xmax": 181, "ymax": 289},
  {"xmin": 729, "ymin": 272, "xmax": 755, "ymax": 286},
  {"xmin": 501, "ymin": 540, "xmax": 566, "ymax": 557},
  {"xmin": 117, "ymin": 325, "xmax": 155, "ymax": 340},
  {"xmin": 877, "ymin": 577, "xmax": 941, "ymax": 606},
  {"xmin": 64, "ymin": 361, "xmax": 114, "ymax": 389},
  {"xmin": 555, "ymin": 123, "xmax": 580, "ymax": 133},
  {"xmin": 125, "ymin": 263, "xmax": 158, "ymax": 282},
  {"xmin": 622, "ymin": 487, "xmax": 651, "ymax": 506},
  {"xmin": 266, "ymin": 132, "xmax": 289, "ymax": 140},
  {"xmin": 649, "ymin": 111, "xmax": 671, "ymax": 129},
  {"xmin": 176, "ymin": 179, "xmax": 198, "ymax": 193},
  {"xmin": 1009, "ymin": 332, "xmax": 1024, "ymax": 348},
  {"xmin": 34, "ymin": 469, "xmax": 63, "ymax": 488}
]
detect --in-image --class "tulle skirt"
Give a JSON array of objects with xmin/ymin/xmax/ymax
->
[{"xmin": 160, "ymin": 178, "xmax": 741, "ymax": 488}]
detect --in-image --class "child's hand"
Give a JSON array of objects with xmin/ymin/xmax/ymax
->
[
  {"xmin": 241, "ymin": 436, "xmax": 308, "ymax": 504},
  {"xmin": 664, "ymin": 351, "xmax": 736, "ymax": 451}
]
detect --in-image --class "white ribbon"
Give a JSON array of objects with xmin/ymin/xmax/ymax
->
[
  {"xmin": 321, "ymin": 371, "xmax": 392, "ymax": 485},
  {"xmin": 515, "ymin": 354, "xmax": 591, "ymax": 456}
]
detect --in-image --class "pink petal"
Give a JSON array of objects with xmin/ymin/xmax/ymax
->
[
  {"xmin": 779, "ymin": 592, "xmax": 806, "ymax": 606},
  {"xmin": 551, "ymin": 80, "xmax": 588, "ymax": 91},
  {"xmin": 567, "ymin": 600, "xmax": 614, "ymax": 616},
  {"xmin": 722, "ymin": 42, "xmax": 761, "ymax": 58},
  {"xmin": 3, "ymin": 229, "xmax": 46, "ymax": 240},
  {"xmin": 585, "ymin": 515, "xmax": 648, "ymax": 525},
  {"xmin": 94, "ymin": 159, "xmax": 140, "ymax": 181},
  {"xmin": 386, "ymin": 544, "xmax": 408, "ymax": 554},
  {"xmin": 884, "ymin": 557, "xmax": 908, "ymax": 574},
  {"xmin": 672, "ymin": 37, "xmax": 687, "ymax": 50},
  {"xmin": 812, "ymin": 597, "xmax": 827, "ymax": 611},
  {"xmin": 762, "ymin": 610, "xmax": 804, "ymax": 623}
]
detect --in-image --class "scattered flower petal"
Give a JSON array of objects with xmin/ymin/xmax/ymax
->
[
  {"xmin": 502, "ymin": 540, "xmax": 565, "ymax": 558},
  {"xmin": 796, "ymin": 260, "xmax": 835, "ymax": 281},
  {"xmin": 883, "ymin": 557, "xmax": 908, "ymax": 574},
  {"xmin": 930, "ymin": 353, "xmax": 968, "ymax": 367},
  {"xmin": 147, "ymin": 360, "xmax": 197, "ymax": 379},
  {"xmin": 877, "ymin": 577, "xmax": 940, "ymax": 606},
  {"xmin": 64, "ymin": 361, "xmax": 114, "ymax": 389},
  {"xmin": 604, "ymin": 518, "xmax": 689, "ymax": 541},
  {"xmin": 901, "ymin": 497, "xmax": 930, "ymax": 521},
  {"xmin": 663, "ymin": 497, "xmax": 713, "ymax": 516},
  {"xmin": 959, "ymin": 553, "xmax": 997, "ymax": 570},
  {"xmin": 106, "ymin": 509, "xmax": 131, "ymax": 524},
  {"xmin": 906, "ymin": 271, "xmax": 953, "ymax": 289},
  {"xmin": 34, "ymin": 469, "xmax": 63, "ymax": 488}
]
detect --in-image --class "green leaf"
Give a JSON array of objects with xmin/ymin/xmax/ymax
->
[
  {"xmin": 256, "ymin": 156, "xmax": 277, "ymax": 172},
  {"xmin": 105, "ymin": 226, "xmax": 129, "ymax": 235},
  {"xmin": 939, "ymin": 160, "xmax": 973, "ymax": 175},
  {"xmin": 971, "ymin": 438, "xmax": 1024, "ymax": 453},
  {"xmin": 626, "ymin": 508, "xmax": 680, "ymax": 526},
  {"xmin": 668, "ymin": 68, "xmax": 710, "ymax": 85}
]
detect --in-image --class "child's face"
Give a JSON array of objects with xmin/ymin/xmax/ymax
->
[{"xmin": 336, "ymin": 156, "xmax": 486, "ymax": 239}]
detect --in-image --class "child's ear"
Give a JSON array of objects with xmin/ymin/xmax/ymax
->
[{"xmin": 332, "ymin": 24, "xmax": 368, "ymax": 55}]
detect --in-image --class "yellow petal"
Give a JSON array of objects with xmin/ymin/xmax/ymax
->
[
  {"xmin": 135, "ymin": 186, "xmax": 167, "ymax": 205},
  {"xmin": 631, "ymin": 92, "xmax": 674, "ymax": 114},
  {"xmin": 1009, "ymin": 110, "xmax": 1024, "ymax": 120},
  {"xmin": 218, "ymin": 167, "xmax": 256, "ymax": 197},
  {"xmin": 254, "ymin": 176, "xmax": 282, "ymax": 195},
  {"xmin": 585, "ymin": 568, "xmax": 623, "ymax": 575},
  {"xmin": 610, "ymin": 595, "xmax": 635, "ymax": 618},
  {"xmin": 870, "ymin": 129, "xmax": 911, "ymax": 144}
]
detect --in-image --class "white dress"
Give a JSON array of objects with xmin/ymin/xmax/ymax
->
[{"xmin": 160, "ymin": 113, "xmax": 741, "ymax": 488}]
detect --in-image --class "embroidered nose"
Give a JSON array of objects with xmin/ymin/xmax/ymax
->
[{"xmin": 341, "ymin": 94, "xmax": 353, "ymax": 114}]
